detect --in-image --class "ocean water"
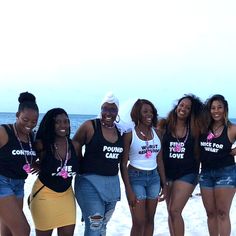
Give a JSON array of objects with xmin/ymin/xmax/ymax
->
[
  {"xmin": 0, "ymin": 112, "xmax": 96, "ymax": 138},
  {"xmin": 0, "ymin": 112, "xmax": 235, "ymax": 137}
]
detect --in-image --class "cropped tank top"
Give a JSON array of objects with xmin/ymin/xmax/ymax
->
[
  {"xmin": 80, "ymin": 119, "xmax": 124, "ymax": 176},
  {"xmin": 0, "ymin": 124, "xmax": 37, "ymax": 179},
  {"xmin": 38, "ymin": 139, "xmax": 79, "ymax": 192},
  {"xmin": 200, "ymin": 125, "xmax": 235, "ymax": 170},
  {"xmin": 162, "ymin": 130, "xmax": 199, "ymax": 180},
  {"xmin": 129, "ymin": 127, "xmax": 161, "ymax": 170}
]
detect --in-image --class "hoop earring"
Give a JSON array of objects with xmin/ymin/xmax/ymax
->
[{"xmin": 116, "ymin": 114, "xmax": 120, "ymax": 123}]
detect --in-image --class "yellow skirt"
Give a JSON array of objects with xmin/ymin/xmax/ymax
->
[{"xmin": 30, "ymin": 178, "xmax": 76, "ymax": 231}]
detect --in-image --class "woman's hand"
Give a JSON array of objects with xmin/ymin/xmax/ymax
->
[
  {"xmin": 158, "ymin": 183, "xmax": 168, "ymax": 202},
  {"xmin": 127, "ymin": 190, "xmax": 139, "ymax": 208},
  {"xmin": 30, "ymin": 161, "xmax": 40, "ymax": 175}
]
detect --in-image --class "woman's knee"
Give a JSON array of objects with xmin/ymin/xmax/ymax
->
[
  {"xmin": 217, "ymin": 208, "xmax": 229, "ymax": 221},
  {"xmin": 169, "ymin": 206, "xmax": 182, "ymax": 219}
]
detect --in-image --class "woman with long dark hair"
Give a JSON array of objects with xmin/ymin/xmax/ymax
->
[
  {"xmin": 29, "ymin": 108, "xmax": 79, "ymax": 236},
  {"xmin": 158, "ymin": 94, "xmax": 205, "ymax": 236},
  {"xmin": 199, "ymin": 94, "xmax": 236, "ymax": 236}
]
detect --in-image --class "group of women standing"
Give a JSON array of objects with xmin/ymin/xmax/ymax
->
[{"xmin": 0, "ymin": 91, "xmax": 235, "ymax": 236}]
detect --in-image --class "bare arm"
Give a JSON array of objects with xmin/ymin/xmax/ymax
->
[
  {"xmin": 0, "ymin": 125, "xmax": 9, "ymax": 148},
  {"xmin": 30, "ymin": 139, "xmax": 44, "ymax": 174},
  {"xmin": 120, "ymin": 132, "xmax": 138, "ymax": 207},
  {"xmin": 72, "ymin": 120, "xmax": 94, "ymax": 161},
  {"xmin": 229, "ymin": 124, "xmax": 236, "ymax": 156},
  {"xmin": 155, "ymin": 128, "xmax": 167, "ymax": 201}
]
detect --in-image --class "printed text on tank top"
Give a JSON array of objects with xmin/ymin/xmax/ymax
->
[
  {"xmin": 13, "ymin": 123, "xmax": 33, "ymax": 174},
  {"xmin": 137, "ymin": 127, "xmax": 154, "ymax": 158},
  {"xmin": 173, "ymin": 125, "xmax": 189, "ymax": 152}
]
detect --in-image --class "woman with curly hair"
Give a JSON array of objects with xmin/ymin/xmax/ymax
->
[{"xmin": 157, "ymin": 94, "xmax": 205, "ymax": 236}]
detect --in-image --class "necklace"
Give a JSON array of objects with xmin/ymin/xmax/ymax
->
[
  {"xmin": 13, "ymin": 123, "xmax": 33, "ymax": 174},
  {"xmin": 137, "ymin": 127, "xmax": 154, "ymax": 158},
  {"xmin": 101, "ymin": 121, "xmax": 115, "ymax": 129},
  {"xmin": 174, "ymin": 126, "xmax": 189, "ymax": 152},
  {"xmin": 207, "ymin": 125, "xmax": 224, "ymax": 142},
  {"xmin": 54, "ymin": 138, "xmax": 69, "ymax": 179}
]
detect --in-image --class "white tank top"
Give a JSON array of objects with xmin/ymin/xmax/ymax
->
[{"xmin": 129, "ymin": 127, "xmax": 161, "ymax": 170}]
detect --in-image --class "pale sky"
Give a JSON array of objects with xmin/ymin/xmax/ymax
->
[{"xmin": 0, "ymin": 0, "xmax": 236, "ymax": 117}]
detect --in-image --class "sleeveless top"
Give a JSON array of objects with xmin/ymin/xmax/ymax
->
[
  {"xmin": 38, "ymin": 139, "xmax": 79, "ymax": 192},
  {"xmin": 80, "ymin": 119, "xmax": 124, "ymax": 176},
  {"xmin": 199, "ymin": 125, "xmax": 235, "ymax": 170},
  {"xmin": 162, "ymin": 129, "xmax": 199, "ymax": 180},
  {"xmin": 0, "ymin": 124, "xmax": 37, "ymax": 179},
  {"xmin": 129, "ymin": 127, "xmax": 161, "ymax": 170}
]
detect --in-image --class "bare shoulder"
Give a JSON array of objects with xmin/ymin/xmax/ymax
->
[
  {"xmin": 71, "ymin": 139, "xmax": 82, "ymax": 156},
  {"xmin": 72, "ymin": 139, "xmax": 81, "ymax": 150},
  {"xmin": 73, "ymin": 119, "xmax": 94, "ymax": 145},
  {"xmin": 229, "ymin": 123, "xmax": 236, "ymax": 131},
  {"xmin": 0, "ymin": 125, "xmax": 7, "ymax": 135},
  {"xmin": 123, "ymin": 131, "xmax": 132, "ymax": 144},
  {"xmin": 228, "ymin": 123, "xmax": 236, "ymax": 141},
  {"xmin": 0, "ymin": 125, "xmax": 9, "ymax": 147},
  {"xmin": 153, "ymin": 127, "xmax": 163, "ymax": 140},
  {"xmin": 77, "ymin": 120, "xmax": 93, "ymax": 133}
]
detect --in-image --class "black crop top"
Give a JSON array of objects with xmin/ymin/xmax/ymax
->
[{"xmin": 38, "ymin": 139, "xmax": 79, "ymax": 192}]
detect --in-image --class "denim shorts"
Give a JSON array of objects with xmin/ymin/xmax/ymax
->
[
  {"xmin": 0, "ymin": 174, "xmax": 25, "ymax": 198},
  {"xmin": 128, "ymin": 168, "xmax": 160, "ymax": 200},
  {"xmin": 199, "ymin": 165, "xmax": 236, "ymax": 189},
  {"xmin": 168, "ymin": 173, "xmax": 199, "ymax": 186}
]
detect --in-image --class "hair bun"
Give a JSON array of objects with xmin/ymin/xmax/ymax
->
[{"xmin": 18, "ymin": 92, "xmax": 36, "ymax": 104}]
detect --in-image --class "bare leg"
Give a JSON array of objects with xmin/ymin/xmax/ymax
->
[
  {"xmin": 200, "ymin": 188, "xmax": 218, "ymax": 236},
  {"xmin": 143, "ymin": 199, "xmax": 158, "ymax": 236},
  {"xmin": 0, "ymin": 196, "xmax": 30, "ymax": 236},
  {"xmin": 168, "ymin": 180, "xmax": 195, "ymax": 236},
  {"xmin": 58, "ymin": 224, "xmax": 75, "ymax": 236},
  {"xmin": 130, "ymin": 200, "xmax": 146, "ymax": 236},
  {"xmin": 36, "ymin": 229, "xmax": 53, "ymax": 236},
  {"xmin": 215, "ymin": 188, "xmax": 235, "ymax": 236}
]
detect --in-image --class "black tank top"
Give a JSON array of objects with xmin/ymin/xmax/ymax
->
[
  {"xmin": 0, "ymin": 124, "xmax": 37, "ymax": 179},
  {"xmin": 38, "ymin": 139, "xmax": 79, "ymax": 192},
  {"xmin": 200, "ymin": 126, "xmax": 235, "ymax": 170},
  {"xmin": 162, "ymin": 130, "xmax": 199, "ymax": 180},
  {"xmin": 80, "ymin": 119, "xmax": 124, "ymax": 176}
]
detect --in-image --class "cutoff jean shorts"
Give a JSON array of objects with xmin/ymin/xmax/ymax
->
[
  {"xmin": 199, "ymin": 165, "xmax": 236, "ymax": 189},
  {"xmin": 167, "ymin": 173, "xmax": 199, "ymax": 186},
  {"xmin": 128, "ymin": 167, "xmax": 161, "ymax": 200},
  {"xmin": 0, "ymin": 174, "xmax": 25, "ymax": 198}
]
